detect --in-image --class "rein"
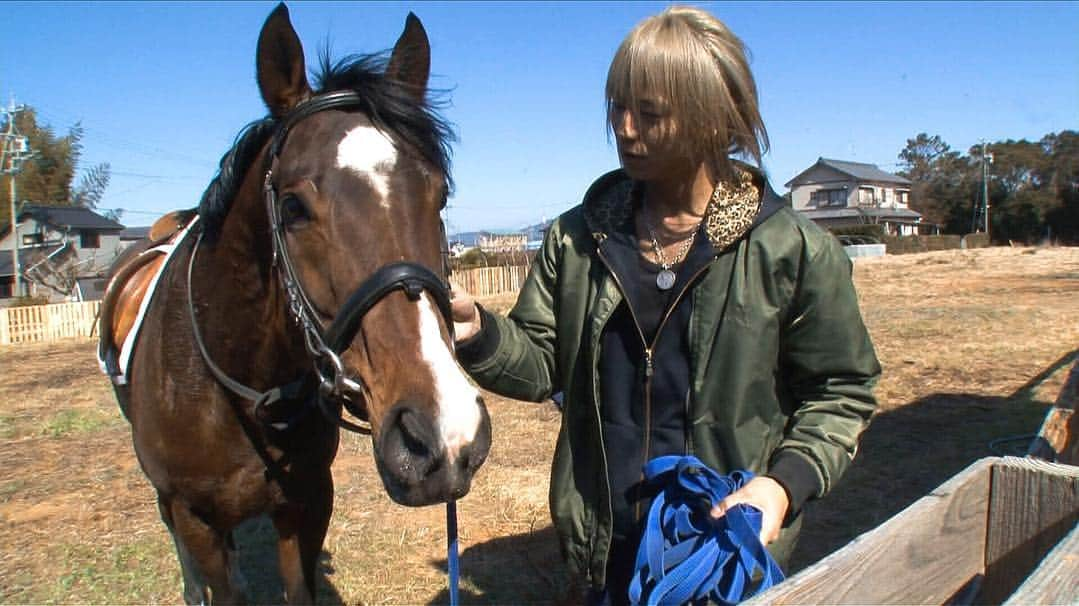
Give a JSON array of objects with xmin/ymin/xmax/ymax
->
[
  {"xmin": 185, "ymin": 89, "xmax": 462, "ymax": 603},
  {"xmin": 629, "ymin": 456, "xmax": 784, "ymax": 605}
]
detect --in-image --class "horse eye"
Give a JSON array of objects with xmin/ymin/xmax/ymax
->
[{"xmin": 280, "ymin": 195, "xmax": 310, "ymax": 228}]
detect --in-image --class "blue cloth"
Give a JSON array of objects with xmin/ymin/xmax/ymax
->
[{"xmin": 628, "ymin": 456, "xmax": 785, "ymax": 605}]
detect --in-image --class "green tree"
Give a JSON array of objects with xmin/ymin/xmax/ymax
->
[
  {"xmin": 1, "ymin": 106, "xmax": 106, "ymax": 226},
  {"xmin": 898, "ymin": 130, "xmax": 1079, "ymax": 243},
  {"xmin": 72, "ymin": 161, "xmax": 112, "ymax": 211},
  {"xmin": 897, "ymin": 133, "xmax": 977, "ymax": 232},
  {"xmin": 1041, "ymin": 131, "xmax": 1079, "ymax": 244},
  {"xmin": 983, "ymin": 138, "xmax": 1057, "ymax": 243}
]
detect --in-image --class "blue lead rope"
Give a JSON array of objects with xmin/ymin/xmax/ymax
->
[
  {"xmin": 447, "ymin": 500, "xmax": 459, "ymax": 606},
  {"xmin": 628, "ymin": 456, "xmax": 785, "ymax": 605}
]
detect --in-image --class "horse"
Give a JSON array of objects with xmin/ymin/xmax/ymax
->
[{"xmin": 98, "ymin": 4, "xmax": 491, "ymax": 603}]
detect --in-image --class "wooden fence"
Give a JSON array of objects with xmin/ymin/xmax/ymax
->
[
  {"xmin": 0, "ymin": 266, "xmax": 529, "ymax": 346},
  {"xmin": 452, "ymin": 264, "xmax": 529, "ymax": 298},
  {"xmin": 0, "ymin": 301, "xmax": 100, "ymax": 345}
]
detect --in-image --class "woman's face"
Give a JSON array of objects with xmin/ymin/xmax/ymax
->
[{"xmin": 610, "ymin": 96, "xmax": 693, "ymax": 181}]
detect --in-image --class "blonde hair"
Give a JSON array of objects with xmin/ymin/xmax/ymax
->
[{"xmin": 605, "ymin": 5, "xmax": 769, "ymax": 179}]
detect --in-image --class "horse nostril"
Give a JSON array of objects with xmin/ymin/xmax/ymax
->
[
  {"xmin": 380, "ymin": 404, "xmax": 443, "ymax": 483},
  {"xmin": 398, "ymin": 408, "xmax": 433, "ymax": 460}
]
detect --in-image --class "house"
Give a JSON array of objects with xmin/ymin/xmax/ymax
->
[
  {"xmin": 478, "ymin": 233, "xmax": 527, "ymax": 253},
  {"xmin": 785, "ymin": 158, "xmax": 923, "ymax": 236},
  {"xmin": 0, "ymin": 204, "xmax": 126, "ymax": 302}
]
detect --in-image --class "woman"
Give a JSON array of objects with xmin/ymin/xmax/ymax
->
[{"xmin": 451, "ymin": 6, "xmax": 880, "ymax": 604}]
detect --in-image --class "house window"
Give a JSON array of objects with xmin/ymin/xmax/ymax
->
[
  {"xmin": 810, "ymin": 189, "xmax": 847, "ymax": 207},
  {"xmin": 896, "ymin": 190, "xmax": 910, "ymax": 205},
  {"xmin": 22, "ymin": 233, "xmax": 44, "ymax": 246},
  {"xmin": 80, "ymin": 231, "xmax": 100, "ymax": 249},
  {"xmin": 858, "ymin": 187, "xmax": 875, "ymax": 205}
]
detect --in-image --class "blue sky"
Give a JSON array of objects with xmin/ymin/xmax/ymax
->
[{"xmin": 2, "ymin": 1, "xmax": 1077, "ymax": 234}]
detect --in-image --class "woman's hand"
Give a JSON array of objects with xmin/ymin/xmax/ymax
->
[
  {"xmin": 709, "ymin": 476, "xmax": 789, "ymax": 544},
  {"xmin": 449, "ymin": 280, "xmax": 482, "ymax": 342}
]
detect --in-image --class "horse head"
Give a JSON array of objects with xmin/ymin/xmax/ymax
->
[{"xmin": 246, "ymin": 4, "xmax": 491, "ymax": 506}]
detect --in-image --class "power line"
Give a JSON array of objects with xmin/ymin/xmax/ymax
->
[
  {"xmin": 31, "ymin": 105, "xmax": 217, "ymax": 170},
  {"xmin": 109, "ymin": 170, "xmax": 202, "ymax": 180}
]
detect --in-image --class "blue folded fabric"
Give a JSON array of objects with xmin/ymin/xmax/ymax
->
[{"xmin": 628, "ymin": 455, "xmax": 785, "ymax": 605}]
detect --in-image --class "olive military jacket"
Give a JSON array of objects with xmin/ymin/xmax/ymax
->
[{"xmin": 458, "ymin": 168, "xmax": 881, "ymax": 589}]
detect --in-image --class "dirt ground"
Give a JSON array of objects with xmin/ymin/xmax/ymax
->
[{"xmin": 1, "ymin": 246, "xmax": 1077, "ymax": 604}]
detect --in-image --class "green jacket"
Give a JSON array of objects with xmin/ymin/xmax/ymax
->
[{"xmin": 459, "ymin": 168, "xmax": 880, "ymax": 588}]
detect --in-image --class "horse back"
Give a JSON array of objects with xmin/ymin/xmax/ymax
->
[{"xmin": 99, "ymin": 210, "xmax": 198, "ymax": 381}]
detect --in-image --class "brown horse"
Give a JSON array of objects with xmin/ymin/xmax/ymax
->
[{"xmin": 98, "ymin": 4, "xmax": 491, "ymax": 603}]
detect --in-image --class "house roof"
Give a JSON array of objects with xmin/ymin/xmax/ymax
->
[
  {"xmin": 799, "ymin": 207, "xmax": 922, "ymax": 221},
  {"xmin": 17, "ymin": 204, "xmax": 125, "ymax": 232},
  {"xmin": 119, "ymin": 226, "xmax": 152, "ymax": 240},
  {"xmin": 786, "ymin": 157, "xmax": 912, "ymax": 188}
]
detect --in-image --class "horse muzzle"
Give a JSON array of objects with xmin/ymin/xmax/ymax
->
[{"xmin": 374, "ymin": 397, "xmax": 492, "ymax": 506}]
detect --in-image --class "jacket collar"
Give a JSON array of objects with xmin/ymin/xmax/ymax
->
[{"xmin": 581, "ymin": 163, "xmax": 787, "ymax": 252}]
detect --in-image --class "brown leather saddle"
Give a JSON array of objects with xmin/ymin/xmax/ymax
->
[{"xmin": 98, "ymin": 209, "xmax": 198, "ymax": 383}]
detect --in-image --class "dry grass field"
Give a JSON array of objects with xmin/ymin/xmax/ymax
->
[{"xmin": 1, "ymin": 246, "xmax": 1077, "ymax": 604}]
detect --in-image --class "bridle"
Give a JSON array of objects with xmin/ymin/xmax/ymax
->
[{"xmin": 188, "ymin": 90, "xmax": 455, "ymax": 435}]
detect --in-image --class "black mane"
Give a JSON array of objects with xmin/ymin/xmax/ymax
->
[{"xmin": 197, "ymin": 51, "xmax": 455, "ymax": 240}]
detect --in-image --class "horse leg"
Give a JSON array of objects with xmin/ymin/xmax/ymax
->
[
  {"xmin": 162, "ymin": 496, "xmax": 247, "ymax": 605},
  {"xmin": 159, "ymin": 495, "xmax": 210, "ymax": 605},
  {"xmin": 272, "ymin": 473, "xmax": 333, "ymax": 605}
]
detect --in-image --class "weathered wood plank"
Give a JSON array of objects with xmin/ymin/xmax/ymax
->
[
  {"xmin": 1028, "ymin": 359, "xmax": 1079, "ymax": 465},
  {"xmin": 1003, "ymin": 523, "xmax": 1079, "ymax": 606},
  {"xmin": 981, "ymin": 457, "xmax": 1079, "ymax": 603},
  {"xmin": 746, "ymin": 458, "xmax": 993, "ymax": 605}
]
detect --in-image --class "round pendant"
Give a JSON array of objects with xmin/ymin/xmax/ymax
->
[{"xmin": 656, "ymin": 269, "xmax": 676, "ymax": 290}]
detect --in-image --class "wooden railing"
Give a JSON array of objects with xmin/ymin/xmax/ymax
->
[{"xmin": 0, "ymin": 301, "xmax": 101, "ymax": 345}]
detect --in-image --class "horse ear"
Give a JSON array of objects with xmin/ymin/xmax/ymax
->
[
  {"xmin": 385, "ymin": 13, "xmax": 430, "ymax": 101},
  {"xmin": 256, "ymin": 3, "xmax": 312, "ymax": 117}
]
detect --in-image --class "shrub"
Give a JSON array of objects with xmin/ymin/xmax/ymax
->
[
  {"xmin": 831, "ymin": 225, "xmax": 886, "ymax": 239},
  {"xmin": 880, "ymin": 234, "xmax": 963, "ymax": 254}
]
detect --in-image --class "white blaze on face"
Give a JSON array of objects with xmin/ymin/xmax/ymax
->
[
  {"xmin": 336, "ymin": 125, "xmax": 398, "ymax": 205},
  {"xmin": 417, "ymin": 293, "xmax": 482, "ymax": 461}
]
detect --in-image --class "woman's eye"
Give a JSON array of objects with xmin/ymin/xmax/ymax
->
[{"xmin": 281, "ymin": 195, "xmax": 310, "ymax": 228}]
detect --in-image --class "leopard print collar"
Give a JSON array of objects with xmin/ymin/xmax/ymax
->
[{"xmin": 583, "ymin": 167, "xmax": 762, "ymax": 252}]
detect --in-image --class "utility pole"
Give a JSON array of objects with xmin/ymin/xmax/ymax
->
[
  {"xmin": 1, "ymin": 97, "xmax": 33, "ymax": 298},
  {"xmin": 981, "ymin": 140, "xmax": 993, "ymax": 242}
]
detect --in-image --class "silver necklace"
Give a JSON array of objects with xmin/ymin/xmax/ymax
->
[{"xmin": 642, "ymin": 211, "xmax": 698, "ymax": 291}]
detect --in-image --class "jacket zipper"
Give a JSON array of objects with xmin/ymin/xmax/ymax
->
[{"xmin": 597, "ymin": 247, "xmax": 712, "ymax": 521}]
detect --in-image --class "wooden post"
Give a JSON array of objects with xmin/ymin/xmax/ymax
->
[{"xmin": 981, "ymin": 457, "xmax": 1079, "ymax": 603}]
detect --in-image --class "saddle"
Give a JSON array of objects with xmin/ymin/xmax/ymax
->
[{"xmin": 98, "ymin": 209, "xmax": 199, "ymax": 385}]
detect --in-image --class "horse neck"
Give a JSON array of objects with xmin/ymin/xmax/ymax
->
[{"xmin": 196, "ymin": 170, "xmax": 308, "ymax": 385}]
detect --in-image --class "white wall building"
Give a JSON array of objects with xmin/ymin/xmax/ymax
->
[
  {"xmin": 0, "ymin": 204, "xmax": 127, "ymax": 302},
  {"xmin": 786, "ymin": 158, "xmax": 924, "ymax": 236}
]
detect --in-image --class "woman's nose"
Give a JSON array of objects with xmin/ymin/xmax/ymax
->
[{"xmin": 612, "ymin": 108, "xmax": 638, "ymax": 140}]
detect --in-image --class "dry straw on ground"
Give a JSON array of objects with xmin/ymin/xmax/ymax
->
[{"xmin": 1, "ymin": 246, "xmax": 1077, "ymax": 604}]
